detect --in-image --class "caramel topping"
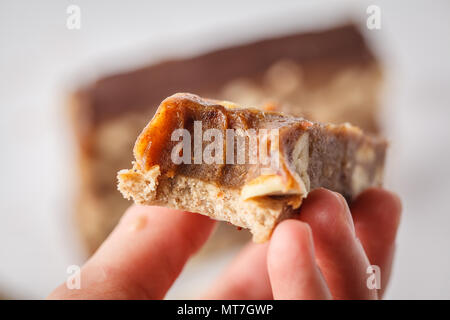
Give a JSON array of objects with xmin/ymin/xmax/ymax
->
[
  {"xmin": 132, "ymin": 93, "xmax": 385, "ymax": 203},
  {"xmin": 133, "ymin": 93, "xmax": 309, "ymax": 191}
]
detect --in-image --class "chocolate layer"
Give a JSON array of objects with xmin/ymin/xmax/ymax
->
[{"xmin": 78, "ymin": 24, "xmax": 376, "ymax": 124}]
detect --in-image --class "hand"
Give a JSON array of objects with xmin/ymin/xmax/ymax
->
[{"xmin": 48, "ymin": 188, "xmax": 401, "ymax": 300}]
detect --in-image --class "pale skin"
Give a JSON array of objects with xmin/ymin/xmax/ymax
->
[{"xmin": 48, "ymin": 188, "xmax": 401, "ymax": 300}]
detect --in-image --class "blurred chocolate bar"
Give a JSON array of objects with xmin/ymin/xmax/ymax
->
[{"xmin": 69, "ymin": 23, "xmax": 383, "ymax": 253}]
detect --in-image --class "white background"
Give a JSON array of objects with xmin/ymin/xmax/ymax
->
[{"xmin": 1, "ymin": 0, "xmax": 450, "ymax": 299}]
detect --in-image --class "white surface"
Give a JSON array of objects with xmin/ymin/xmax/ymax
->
[{"xmin": 1, "ymin": 0, "xmax": 449, "ymax": 299}]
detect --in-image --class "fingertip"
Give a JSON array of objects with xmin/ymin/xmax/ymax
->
[
  {"xmin": 354, "ymin": 188, "xmax": 402, "ymax": 211},
  {"xmin": 351, "ymin": 188, "xmax": 402, "ymax": 259},
  {"xmin": 271, "ymin": 219, "xmax": 312, "ymax": 249},
  {"xmin": 351, "ymin": 188, "xmax": 402, "ymax": 234},
  {"xmin": 292, "ymin": 189, "xmax": 379, "ymax": 299},
  {"xmin": 299, "ymin": 188, "xmax": 354, "ymax": 242},
  {"xmin": 268, "ymin": 219, "xmax": 331, "ymax": 300},
  {"xmin": 269, "ymin": 219, "xmax": 314, "ymax": 272},
  {"xmin": 350, "ymin": 188, "xmax": 402, "ymax": 295}
]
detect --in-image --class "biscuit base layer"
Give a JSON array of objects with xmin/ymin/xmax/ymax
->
[{"xmin": 118, "ymin": 165, "xmax": 296, "ymax": 242}]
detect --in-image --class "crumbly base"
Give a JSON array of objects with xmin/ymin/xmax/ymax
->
[{"xmin": 118, "ymin": 165, "xmax": 297, "ymax": 242}]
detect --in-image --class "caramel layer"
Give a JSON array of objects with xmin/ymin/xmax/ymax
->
[{"xmin": 133, "ymin": 93, "xmax": 386, "ymax": 201}]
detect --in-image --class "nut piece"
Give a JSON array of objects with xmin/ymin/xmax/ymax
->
[
  {"xmin": 240, "ymin": 174, "xmax": 305, "ymax": 200},
  {"xmin": 241, "ymin": 132, "xmax": 310, "ymax": 201}
]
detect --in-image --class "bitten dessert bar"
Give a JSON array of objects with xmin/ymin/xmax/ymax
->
[{"xmin": 118, "ymin": 93, "xmax": 387, "ymax": 242}]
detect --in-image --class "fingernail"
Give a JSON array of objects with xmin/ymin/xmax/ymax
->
[{"xmin": 333, "ymin": 191, "xmax": 356, "ymax": 236}]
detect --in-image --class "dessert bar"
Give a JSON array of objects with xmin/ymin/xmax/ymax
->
[{"xmin": 118, "ymin": 93, "xmax": 386, "ymax": 241}]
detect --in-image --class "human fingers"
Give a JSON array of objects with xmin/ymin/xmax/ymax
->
[
  {"xmin": 267, "ymin": 219, "xmax": 332, "ymax": 300},
  {"xmin": 48, "ymin": 205, "xmax": 216, "ymax": 299},
  {"xmin": 299, "ymin": 188, "xmax": 377, "ymax": 299},
  {"xmin": 351, "ymin": 188, "xmax": 402, "ymax": 296},
  {"xmin": 202, "ymin": 242, "xmax": 272, "ymax": 300}
]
